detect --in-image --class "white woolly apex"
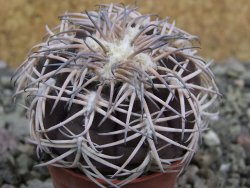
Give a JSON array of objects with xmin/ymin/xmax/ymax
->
[
  {"xmin": 86, "ymin": 26, "xmax": 155, "ymax": 79},
  {"xmin": 134, "ymin": 53, "xmax": 155, "ymax": 71},
  {"xmin": 85, "ymin": 91, "xmax": 97, "ymax": 114},
  {"xmin": 124, "ymin": 26, "xmax": 140, "ymax": 42}
]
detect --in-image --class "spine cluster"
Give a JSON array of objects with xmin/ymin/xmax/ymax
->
[{"xmin": 13, "ymin": 4, "xmax": 219, "ymax": 187}]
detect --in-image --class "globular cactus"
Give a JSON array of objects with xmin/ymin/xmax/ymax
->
[{"xmin": 13, "ymin": 4, "xmax": 219, "ymax": 187}]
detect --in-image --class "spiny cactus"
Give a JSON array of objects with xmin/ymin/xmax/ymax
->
[{"xmin": 13, "ymin": 4, "xmax": 219, "ymax": 187}]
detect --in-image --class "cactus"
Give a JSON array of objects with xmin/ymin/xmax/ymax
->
[{"xmin": 13, "ymin": 4, "xmax": 219, "ymax": 187}]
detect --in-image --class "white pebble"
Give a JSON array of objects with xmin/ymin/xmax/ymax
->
[
  {"xmin": 219, "ymin": 163, "xmax": 231, "ymax": 173},
  {"xmin": 0, "ymin": 60, "xmax": 7, "ymax": 69},
  {"xmin": 203, "ymin": 130, "xmax": 221, "ymax": 146}
]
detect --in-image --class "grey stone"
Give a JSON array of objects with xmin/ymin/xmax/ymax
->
[
  {"xmin": 185, "ymin": 165, "xmax": 199, "ymax": 183},
  {"xmin": 16, "ymin": 153, "xmax": 33, "ymax": 175},
  {"xmin": 0, "ymin": 106, "xmax": 4, "ymax": 114},
  {"xmin": 229, "ymin": 125, "xmax": 241, "ymax": 141},
  {"xmin": 226, "ymin": 58, "xmax": 245, "ymax": 77},
  {"xmin": 0, "ymin": 128, "xmax": 17, "ymax": 154},
  {"xmin": 194, "ymin": 178, "xmax": 207, "ymax": 188},
  {"xmin": 230, "ymin": 144, "xmax": 246, "ymax": 159},
  {"xmin": 1, "ymin": 89, "xmax": 16, "ymax": 113},
  {"xmin": 18, "ymin": 144, "xmax": 34, "ymax": 156},
  {"xmin": 0, "ymin": 60, "xmax": 7, "ymax": 69},
  {"xmin": 11, "ymin": 117, "xmax": 29, "ymax": 138},
  {"xmin": 219, "ymin": 163, "xmax": 231, "ymax": 173},
  {"xmin": 0, "ymin": 168, "xmax": 20, "ymax": 185},
  {"xmin": 21, "ymin": 179, "xmax": 53, "ymax": 188},
  {"xmin": 31, "ymin": 166, "xmax": 50, "ymax": 180},
  {"xmin": 0, "ymin": 111, "xmax": 28, "ymax": 137},
  {"xmin": 247, "ymin": 109, "xmax": 250, "ymax": 118},
  {"xmin": 203, "ymin": 130, "xmax": 220, "ymax": 147},
  {"xmin": 1, "ymin": 184, "xmax": 16, "ymax": 188},
  {"xmin": 228, "ymin": 173, "xmax": 240, "ymax": 186},
  {"xmin": 0, "ymin": 75, "xmax": 12, "ymax": 86}
]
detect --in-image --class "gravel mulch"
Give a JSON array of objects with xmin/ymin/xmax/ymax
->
[{"xmin": 0, "ymin": 58, "xmax": 250, "ymax": 188}]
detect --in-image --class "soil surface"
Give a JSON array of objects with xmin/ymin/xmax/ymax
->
[{"xmin": 0, "ymin": 58, "xmax": 250, "ymax": 188}]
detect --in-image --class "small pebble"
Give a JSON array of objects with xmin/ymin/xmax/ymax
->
[
  {"xmin": 0, "ymin": 75, "xmax": 12, "ymax": 86},
  {"xmin": 20, "ymin": 179, "xmax": 53, "ymax": 188},
  {"xmin": 203, "ymin": 130, "xmax": 221, "ymax": 147},
  {"xmin": 219, "ymin": 163, "xmax": 231, "ymax": 173},
  {"xmin": 16, "ymin": 153, "xmax": 33, "ymax": 175},
  {"xmin": 1, "ymin": 184, "xmax": 16, "ymax": 188},
  {"xmin": 0, "ymin": 60, "xmax": 7, "ymax": 69}
]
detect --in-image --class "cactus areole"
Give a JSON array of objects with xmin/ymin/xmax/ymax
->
[{"xmin": 13, "ymin": 4, "xmax": 219, "ymax": 187}]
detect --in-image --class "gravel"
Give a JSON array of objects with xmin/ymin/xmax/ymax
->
[
  {"xmin": 203, "ymin": 130, "xmax": 221, "ymax": 147},
  {"xmin": 0, "ymin": 58, "xmax": 250, "ymax": 188}
]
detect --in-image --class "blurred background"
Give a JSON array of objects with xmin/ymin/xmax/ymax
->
[
  {"xmin": 0, "ymin": 1, "xmax": 250, "ymax": 188},
  {"xmin": 0, "ymin": 0, "xmax": 250, "ymax": 67}
]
